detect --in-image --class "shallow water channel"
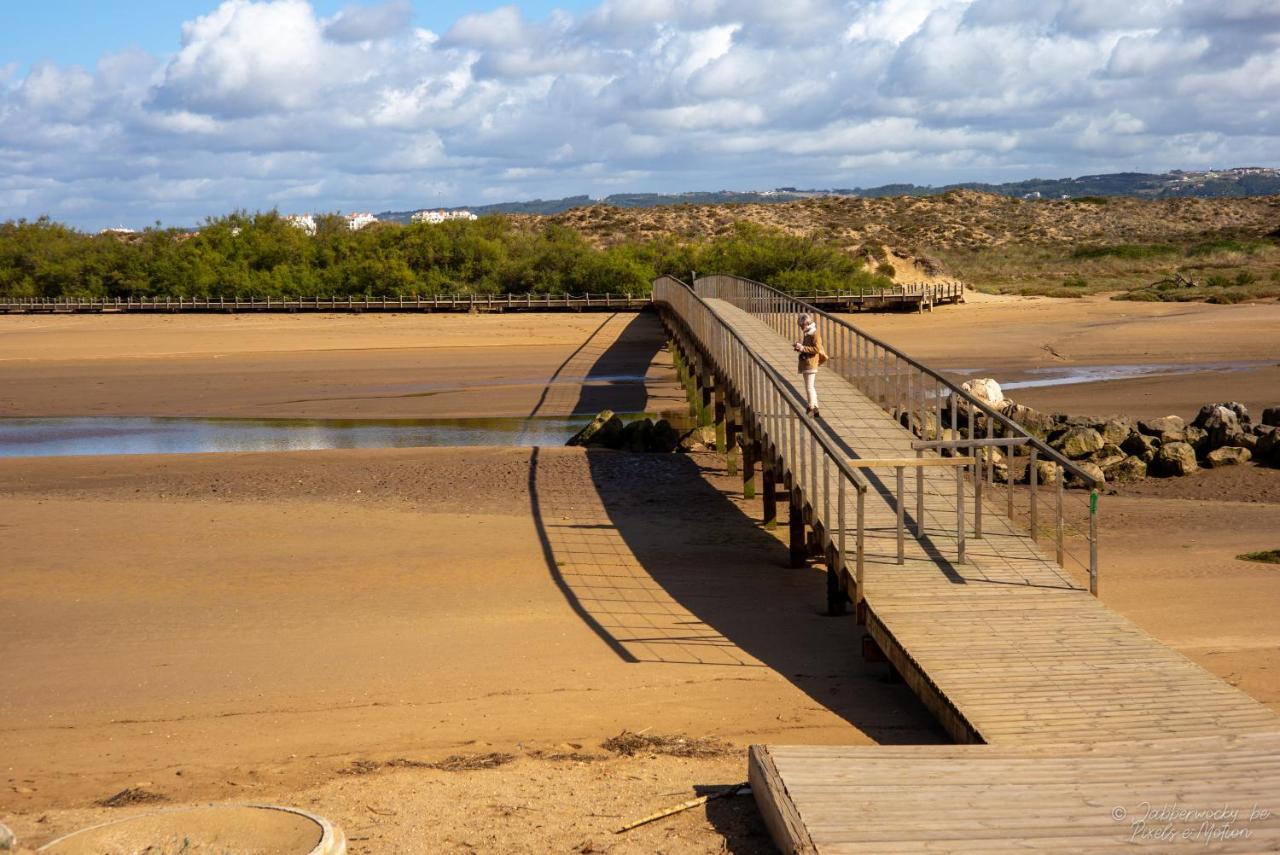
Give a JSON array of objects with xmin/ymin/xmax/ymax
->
[{"xmin": 0, "ymin": 414, "xmax": 676, "ymax": 458}]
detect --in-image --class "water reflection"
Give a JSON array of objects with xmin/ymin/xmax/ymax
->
[{"xmin": 0, "ymin": 415, "xmax": 679, "ymax": 459}]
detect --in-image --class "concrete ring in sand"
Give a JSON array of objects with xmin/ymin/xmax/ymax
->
[{"xmin": 35, "ymin": 803, "xmax": 345, "ymax": 854}]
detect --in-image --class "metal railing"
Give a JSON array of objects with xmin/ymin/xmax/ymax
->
[
  {"xmin": 653, "ymin": 276, "xmax": 872, "ymax": 601},
  {"xmin": 694, "ymin": 273, "xmax": 1100, "ymax": 596}
]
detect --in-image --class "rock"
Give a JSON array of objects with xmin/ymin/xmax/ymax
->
[
  {"xmin": 952, "ymin": 378, "xmax": 1006, "ymax": 412},
  {"xmin": 1032, "ymin": 459, "xmax": 1062, "ymax": 485},
  {"xmin": 1152, "ymin": 441, "xmax": 1198, "ymax": 477},
  {"xmin": 1066, "ymin": 461, "xmax": 1105, "ymax": 488},
  {"xmin": 1197, "ymin": 404, "xmax": 1246, "ymax": 450},
  {"xmin": 567, "ymin": 410, "xmax": 616, "ymax": 446},
  {"xmin": 648, "ymin": 419, "xmax": 680, "ymax": 453},
  {"xmin": 1256, "ymin": 427, "xmax": 1280, "ymax": 465},
  {"xmin": 591, "ymin": 415, "xmax": 627, "ymax": 449},
  {"xmin": 1091, "ymin": 443, "xmax": 1127, "ymax": 470},
  {"xmin": 1193, "ymin": 401, "xmax": 1251, "ymax": 429},
  {"xmin": 1206, "ymin": 446, "xmax": 1251, "ymax": 467},
  {"xmin": 1122, "ymin": 432, "xmax": 1160, "ymax": 461},
  {"xmin": 1236, "ymin": 433, "xmax": 1259, "ymax": 452},
  {"xmin": 1184, "ymin": 425, "xmax": 1209, "ymax": 454},
  {"xmin": 1138, "ymin": 415, "xmax": 1185, "ymax": 444},
  {"xmin": 1002, "ymin": 403, "xmax": 1056, "ymax": 438},
  {"xmin": 621, "ymin": 418, "xmax": 653, "ymax": 452},
  {"xmin": 1052, "ymin": 426, "xmax": 1104, "ymax": 460},
  {"xmin": 677, "ymin": 425, "xmax": 717, "ymax": 452},
  {"xmin": 1263, "ymin": 406, "xmax": 1280, "ymax": 427},
  {"xmin": 1099, "ymin": 418, "xmax": 1134, "ymax": 447},
  {"xmin": 1105, "ymin": 455, "xmax": 1148, "ymax": 482}
]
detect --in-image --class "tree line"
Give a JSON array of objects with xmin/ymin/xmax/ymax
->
[{"xmin": 0, "ymin": 212, "xmax": 889, "ymax": 299}]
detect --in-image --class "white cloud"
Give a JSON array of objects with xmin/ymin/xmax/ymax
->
[{"xmin": 0, "ymin": 0, "xmax": 1277, "ymax": 229}]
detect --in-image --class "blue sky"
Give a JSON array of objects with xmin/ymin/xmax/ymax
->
[{"xmin": 1, "ymin": 0, "xmax": 1278, "ymax": 229}]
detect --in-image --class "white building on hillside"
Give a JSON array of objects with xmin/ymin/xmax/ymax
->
[
  {"xmin": 411, "ymin": 209, "xmax": 478, "ymax": 224},
  {"xmin": 346, "ymin": 212, "xmax": 378, "ymax": 231},
  {"xmin": 286, "ymin": 214, "xmax": 317, "ymax": 235}
]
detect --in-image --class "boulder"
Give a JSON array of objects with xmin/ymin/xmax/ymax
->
[
  {"xmin": 677, "ymin": 425, "xmax": 717, "ymax": 452},
  {"xmin": 1105, "ymin": 455, "xmax": 1148, "ymax": 482},
  {"xmin": 1206, "ymin": 446, "xmax": 1251, "ymax": 467},
  {"xmin": 1138, "ymin": 415, "xmax": 1186, "ymax": 444},
  {"xmin": 1052, "ymin": 426, "xmax": 1105, "ymax": 460},
  {"xmin": 1193, "ymin": 401, "xmax": 1251, "ymax": 429},
  {"xmin": 621, "ymin": 418, "xmax": 653, "ymax": 452},
  {"xmin": 964, "ymin": 377, "xmax": 1006, "ymax": 408},
  {"xmin": 1066, "ymin": 461, "xmax": 1105, "ymax": 488},
  {"xmin": 1002, "ymin": 403, "xmax": 1056, "ymax": 438},
  {"xmin": 1152, "ymin": 441, "xmax": 1198, "ymax": 477},
  {"xmin": 1091, "ymin": 443, "xmax": 1127, "ymax": 471},
  {"xmin": 1032, "ymin": 459, "xmax": 1062, "ymax": 486},
  {"xmin": 648, "ymin": 419, "xmax": 681, "ymax": 453},
  {"xmin": 1256, "ymin": 427, "xmax": 1280, "ymax": 465},
  {"xmin": 1263, "ymin": 406, "xmax": 1280, "ymax": 427},
  {"xmin": 1184, "ymin": 425, "xmax": 1209, "ymax": 455},
  {"xmin": 1197, "ymin": 405, "xmax": 1246, "ymax": 450},
  {"xmin": 1099, "ymin": 418, "xmax": 1134, "ymax": 447},
  {"xmin": 569, "ymin": 411, "xmax": 628, "ymax": 448},
  {"xmin": 1236, "ymin": 433, "xmax": 1259, "ymax": 453},
  {"xmin": 1122, "ymin": 432, "xmax": 1160, "ymax": 461}
]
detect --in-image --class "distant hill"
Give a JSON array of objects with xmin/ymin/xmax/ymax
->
[{"xmin": 378, "ymin": 167, "xmax": 1280, "ymax": 221}]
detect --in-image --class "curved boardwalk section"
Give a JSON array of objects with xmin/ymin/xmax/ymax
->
[{"xmin": 655, "ymin": 277, "xmax": 1280, "ymax": 853}]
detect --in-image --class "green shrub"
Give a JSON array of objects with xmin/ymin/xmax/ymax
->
[
  {"xmin": 1063, "ymin": 276, "xmax": 1088, "ymax": 288},
  {"xmin": 1070, "ymin": 244, "xmax": 1177, "ymax": 260},
  {"xmin": 1185, "ymin": 238, "xmax": 1266, "ymax": 256},
  {"xmin": 1205, "ymin": 274, "xmax": 1232, "ymax": 288},
  {"xmin": 1235, "ymin": 270, "xmax": 1258, "ymax": 286}
]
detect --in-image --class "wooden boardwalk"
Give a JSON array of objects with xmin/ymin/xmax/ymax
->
[{"xmin": 671, "ymin": 292, "xmax": 1280, "ymax": 852}]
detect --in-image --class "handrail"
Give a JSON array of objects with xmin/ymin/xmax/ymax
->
[
  {"xmin": 695, "ymin": 272, "xmax": 1100, "ymax": 596},
  {"xmin": 694, "ymin": 273, "xmax": 1099, "ymax": 487},
  {"xmin": 653, "ymin": 275, "xmax": 870, "ymax": 602}
]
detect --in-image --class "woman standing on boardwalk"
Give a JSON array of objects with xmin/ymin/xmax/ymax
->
[{"xmin": 794, "ymin": 313, "xmax": 826, "ymax": 419}]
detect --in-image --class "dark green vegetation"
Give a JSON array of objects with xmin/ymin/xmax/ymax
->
[
  {"xmin": 940, "ymin": 237, "xmax": 1280, "ymax": 302},
  {"xmin": 1237, "ymin": 550, "xmax": 1280, "ymax": 565},
  {"xmin": 0, "ymin": 214, "xmax": 889, "ymax": 299}
]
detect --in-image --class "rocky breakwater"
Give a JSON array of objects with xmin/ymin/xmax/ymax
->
[
  {"xmin": 567, "ymin": 410, "xmax": 713, "ymax": 453},
  {"xmin": 951, "ymin": 379, "xmax": 1280, "ymax": 488}
]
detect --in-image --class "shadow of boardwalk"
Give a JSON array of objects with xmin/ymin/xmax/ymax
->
[
  {"xmin": 528, "ymin": 310, "xmax": 683, "ymax": 418},
  {"xmin": 527, "ymin": 447, "xmax": 946, "ymax": 744}
]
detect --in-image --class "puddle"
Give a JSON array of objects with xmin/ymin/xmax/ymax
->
[
  {"xmin": 945, "ymin": 361, "xmax": 1268, "ymax": 391},
  {"xmin": 0, "ymin": 414, "xmax": 688, "ymax": 459}
]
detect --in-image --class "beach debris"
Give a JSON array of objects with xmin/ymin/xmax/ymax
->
[
  {"xmin": 97, "ymin": 787, "xmax": 167, "ymax": 808},
  {"xmin": 1237, "ymin": 549, "xmax": 1280, "ymax": 565},
  {"xmin": 601, "ymin": 731, "xmax": 734, "ymax": 758},
  {"xmin": 343, "ymin": 752, "xmax": 515, "ymax": 776},
  {"xmin": 614, "ymin": 782, "xmax": 749, "ymax": 834}
]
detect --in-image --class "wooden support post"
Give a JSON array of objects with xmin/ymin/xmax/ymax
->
[
  {"xmin": 742, "ymin": 440, "xmax": 757, "ymax": 499},
  {"xmin": 762, "ymin": 460, "xmax": 778, "ymax": 530},
  {"xmin": 789, "ymin": 489, "xmax": 807, "ymax": 568},
  {"xmin": 698, "ymin": 363, "xmax": 713, "ymax": 427},
  {"xmin": 714, "ymin": 384, "xmax": 727, "ymax": 454},
  {"xmin": 825, "ymin": 545, "xmax": 847, "ymax": 616},
  {"xmin": 724, "ymin": 403, "xmax": 738, "ymax": 475}
]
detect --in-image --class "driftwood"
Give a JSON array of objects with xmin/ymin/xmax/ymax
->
[
  {"xmin": 1148, "ymin": 272, "xmax": 1198, "ymax": 289},
  {"xmin": 614, "ymin": 782, "xmax": 749, "ymax": 834}
]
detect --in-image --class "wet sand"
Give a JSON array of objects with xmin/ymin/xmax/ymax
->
[{"xmin": 2, "ymin": 306, "xmax": 1278, "ymax": 852}]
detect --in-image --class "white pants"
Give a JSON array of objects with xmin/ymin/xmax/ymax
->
[{"xmin": 802, "ymin": 370, "xmax": 819, "ymax": 409}]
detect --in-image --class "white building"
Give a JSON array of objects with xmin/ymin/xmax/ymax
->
[
  {"xmin": 285, "ymin": 214, "xmax": 317, "ymax": 236},
  {"xmin": 346, "ymin": 212, "xmax": 379, "ymax": 231},
  {"xmin": 411, "ymin": 209, "xmax": 478, "ymax": 224}
]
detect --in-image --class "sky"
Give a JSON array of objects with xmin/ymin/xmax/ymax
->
[{"xmin": 1, "ymin": 0, "xmax": 1278, "ymax": 230}]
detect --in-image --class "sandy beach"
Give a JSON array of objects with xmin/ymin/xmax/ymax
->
[{"xmin": 2, "ymin": 301, "xmax": 1277, "ymax": 852}]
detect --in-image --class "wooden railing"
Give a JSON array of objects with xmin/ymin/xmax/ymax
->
[
  {"xmin": 694, "ymin": 273, "xmax": 1100, "ymax": 596},
  {"xmin": 0, "ymin": 293, "xmax": 647, "ymax": 313},
  {"xmin": 653, "ymin": 276, "xmax": 872, "ymax": 601}
]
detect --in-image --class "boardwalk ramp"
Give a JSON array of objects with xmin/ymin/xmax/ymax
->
[{"xmin": 653, "ymin": 275, "xmax": 1280, "ymax": 853}]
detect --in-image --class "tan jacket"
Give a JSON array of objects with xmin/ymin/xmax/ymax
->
[{"xmin": 797, "ymin": 326, "xmax": 825, "ymax": 373}]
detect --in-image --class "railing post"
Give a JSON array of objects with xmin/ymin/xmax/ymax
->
[
  {"xmin": 956, "ymin": 462, "xmax": 966, "ymax": 564},
  {"xmin": 1029, "ymin": 448, "xmax": 1039, "ymax": 540},
  {"xmin": 1055, "ymin": 475, "xmax": 1065, "ymax": 565},
  {"xmin": 896, "ymin": 465, "xmax": 906, "ymax": 565},
  {"xmin": 1089, "ymin": 489, "xmax": 1099, "ymax": 596},
  {"xmin": 915, "ymin": 448, "xmax": 925, "ymax": 536}
]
